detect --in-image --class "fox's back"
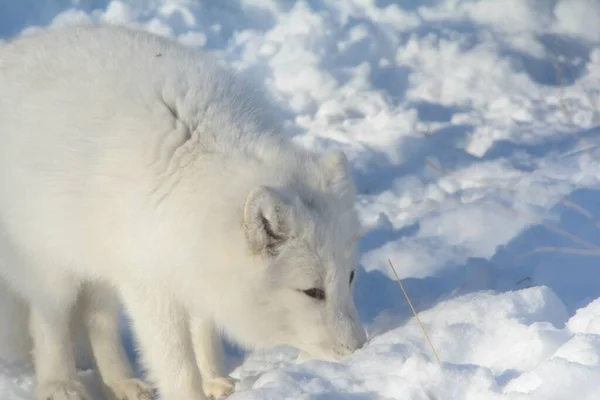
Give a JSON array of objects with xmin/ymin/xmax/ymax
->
[{"xmin": 0, "ymin": 24, "xmax": 282, "ymax": 266}]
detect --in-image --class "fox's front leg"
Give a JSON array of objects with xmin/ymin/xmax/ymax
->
[
  {"xmin": 120, "ymin": 285, "xmax": 206, "ymax": 400},
  {"xmin": 77, "ymin": 283, "xmax": 152, "ymax": 400},
  {"xmin": 190, "ymin": 317, "xmax": 235, "ymax": 399}
]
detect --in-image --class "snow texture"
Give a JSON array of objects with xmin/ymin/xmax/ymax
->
[{"xmin": 1, "ymin": 0, "xmax": 600, "ymax": 399}]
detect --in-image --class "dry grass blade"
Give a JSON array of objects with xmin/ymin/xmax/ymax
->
[
  {"xmin": 425, "ymin": 158, "xmax": 600, "ymax": 230},
  {"xmin": 550, "ymin": 58, "xmax": 573, "ymax": 126},
  {"xmin": 559, "ymin": 145, "xmax": 599, "ymax": 160},
  {"xmin": 425, "ymin": 159, "xmax": 600, "ymax": 250},
  {"xmin": 388, "ymin": 259, "xmax": 441, "ymax": 366},
  {"xmin": 584, "ymin": 89, "xmax": 600, "ymax": 125},
  {"xmin": 549, "ymin": 50, "xmax": 599, "ymax": 162},
  {"xmin": 516, "ymin": 246, "xmax": 600, "ymax": 259}
]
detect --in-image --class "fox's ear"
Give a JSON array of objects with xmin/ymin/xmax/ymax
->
[
  {"xmin": 243, "ymin": 186, "xmax": 290, "ymax": 256},
  {"xmin": 320, "ymin": 150, "xmax": 355, "ymax": 204}
]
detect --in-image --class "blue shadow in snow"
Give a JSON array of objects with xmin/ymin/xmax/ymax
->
[
  {"xmin": 491, "ymin": 187, "xmax": 600, "ymax": 315},
  {"xmin": 352, "ymin": 123, "xmax": 475, "ymax": 196},
  {"xmin": 501, "ymin": 34, "xmax": 591, "ymax": 86}
]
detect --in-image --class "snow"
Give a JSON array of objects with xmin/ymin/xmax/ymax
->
[{"xmin": 1, "ymin": 0, "xmax": 600, "ymax": 398}]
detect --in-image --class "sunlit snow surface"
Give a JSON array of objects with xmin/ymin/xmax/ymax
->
[{"xmin": 1, "ymin": 0, "xmax": 600, "ymax": 399}]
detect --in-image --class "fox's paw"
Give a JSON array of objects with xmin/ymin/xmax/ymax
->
[
  {"xmin": 37, "ymin": 380, "xmax": 90, "ymax": 400},
  {"xmin": 108, "ymin": 378, "xmax": 154, "ymax": 400},
  {"xmin": 202, "ymin": 377, "xmax": 235, "ymax": 399}
]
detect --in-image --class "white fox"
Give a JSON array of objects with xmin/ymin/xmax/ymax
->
[{"xmin": 0, "ymin": 24, "xmax": 366, "ymax": 400}]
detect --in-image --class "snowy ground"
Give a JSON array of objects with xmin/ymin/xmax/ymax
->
[{"xmin": 1, "ymin": 0, "xmax": 600, "ymax": 399}]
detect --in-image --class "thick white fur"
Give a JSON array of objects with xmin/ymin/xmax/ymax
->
[
  {"xmin": 0, "ymin": 282, "xmax": 30, "ymax": 362},
  {"xmin": 0, "ymin": 24, "xmax": 366, "ymax": 400}
]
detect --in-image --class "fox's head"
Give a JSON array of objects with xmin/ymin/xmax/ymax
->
[{"xmin": 215, "ymin": 150, "xmax": 367, "ymax": 361}]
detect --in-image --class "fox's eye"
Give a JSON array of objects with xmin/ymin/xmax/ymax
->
[
  {"xmin": 303, "ymin": 288, "xmax": 326, "ymax": 300},
  {"xmin": 349, "ymin": 270, "xmax": 355, "ymax": 285}
]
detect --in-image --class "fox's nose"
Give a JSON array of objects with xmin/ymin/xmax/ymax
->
[
  {"xmin": 339, "ymin": 340, "xmax": 365, "ymax": 357},
  {"xmin": 351, "ymin": 326, "xmax": 367, "ymax": 350},
  {"xmin": 338, "ymin": 323, "xmax": 367, "ymax": 356}
]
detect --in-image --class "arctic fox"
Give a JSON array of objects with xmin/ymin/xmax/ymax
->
[{"xmin": 0, "ymin": 24, "xmax": 367, "ymax": 400}]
